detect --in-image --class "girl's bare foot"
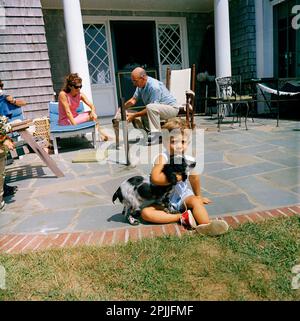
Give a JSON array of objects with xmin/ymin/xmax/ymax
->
[
  {"xmin": 99, "ymin": 132, "xmax": 114, "ymax": 141},
  {"xmin": 98, "ymin": 127, "xmax": 112, "ymax": 141},
  {"xmin": 100, "ymin": 134, "xmax": 109, "ymax": 141}
]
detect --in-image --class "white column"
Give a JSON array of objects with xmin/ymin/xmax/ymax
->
[
  {"xmin": 62, "ymin": 0, "xmax": 93, "ymax": 104},
  {"xmin": 255, "ymin": 0, "xmax": 273, "ymax": 78},
  {"xmin": 255, "ymin": 0, "xmax": 274, "ymax": 114},
  {"xmin": 214, "ymin": 0, "xmax": 232, "ymax": 78}
]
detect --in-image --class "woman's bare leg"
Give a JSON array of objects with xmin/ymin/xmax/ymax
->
[
  {"xmin": 92, "ymin": 119, "xmax": 110, "ymax": 141},
  {"xmin": 97, "ymin": 123, "xmax": 110, "ymax": 141}
]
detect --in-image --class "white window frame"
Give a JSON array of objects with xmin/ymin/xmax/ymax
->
[
  {"xmin": 155, "ymin": 17, "xmax": 189, "ymax": 80},
  {"xmin": 83, "ymin": 16, "xmax": 116, "ymax": 88}
]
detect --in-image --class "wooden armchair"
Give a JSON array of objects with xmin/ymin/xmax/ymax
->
[{"xmin": 166, "ymin": 64, "xmax": 196, "ymax": 129}]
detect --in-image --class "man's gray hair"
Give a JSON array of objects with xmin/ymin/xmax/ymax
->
[{"xmin": 139, "ymin": 69, "xmax": 147, "ymax": 77}]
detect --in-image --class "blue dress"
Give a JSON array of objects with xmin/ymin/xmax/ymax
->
[{"xmin": 0, "ymin": 94, "xmax": 19, "ymax": 118}]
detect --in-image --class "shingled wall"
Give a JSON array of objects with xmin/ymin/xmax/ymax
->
[
  {"xmin": 0, "ymin": 0, "xmax": 54, "ymax": 119},
  {"xmin": 229, "ymin": 0, "xmax": 257, "ymax": 80}
]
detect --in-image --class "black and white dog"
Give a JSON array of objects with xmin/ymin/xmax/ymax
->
[{"xmin": 112, "ymin": 154, "xmax": 196, "ymax": 225}]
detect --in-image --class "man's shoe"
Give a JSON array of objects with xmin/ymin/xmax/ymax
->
[
  {"xmin": 195, "ymin": 220, "xmax": 229, "ymax": 236},
  {"xmin": 3, "ymin": 183, "xmax": 18, "ymax": 197},
  {"xmin": 180, "ymin": 210, "xmax": 197, "ymax": 229},
  {"xmin": 147, "ymin": 133, "xmax": 162, "ymax": 146}
]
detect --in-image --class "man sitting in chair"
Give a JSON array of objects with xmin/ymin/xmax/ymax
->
[{"xmin": 115, "ymin": 67, "xmax": 181, "ymax": 145}]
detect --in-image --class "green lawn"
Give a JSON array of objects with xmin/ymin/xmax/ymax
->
[{"xmin": 0, "ymin": 216, "xmax": 299, "ymax": 301}]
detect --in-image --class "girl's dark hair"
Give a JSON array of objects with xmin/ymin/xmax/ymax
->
[
  {"xmin": 62, "ymin": 73, "xmax": 82, "ymax": 93},
  {"xmin": 0, "ymin": 80, "xmax": 3, "ymax": 88}
]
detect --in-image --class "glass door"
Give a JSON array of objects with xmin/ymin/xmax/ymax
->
[
  {"xmin": 83, "ymin": 22, "xmax": 117, "ymax": 117},
  {"xmin": 156, "ymin": 20, "xmax": 188, "ymax": 83},
  {"xmin": 274, "ymin": 0, "xmax": 300, "ymax": 78}
]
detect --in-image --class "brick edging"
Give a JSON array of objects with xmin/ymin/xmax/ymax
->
[{"xmin": 0, "ymin": 205, "xmax": 299, "ymax": 254}]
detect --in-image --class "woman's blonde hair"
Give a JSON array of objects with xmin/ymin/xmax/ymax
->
[{"xmin": 62, "ymin": 73, "xmax": 82, "ymax": 93}]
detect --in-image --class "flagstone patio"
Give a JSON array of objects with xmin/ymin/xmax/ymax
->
[{"xmin": 0, "ymin": 116, "xmax": 299, "ymax": 236}]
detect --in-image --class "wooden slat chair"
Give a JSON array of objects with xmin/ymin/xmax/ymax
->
[
  {"xmin": 166, "ymin": 64, "xmax": 196, "ymax": 129},
  {"xmin": 49, "ymin": 102, "xmax": 97, "ymax": 154},
  {"xmin": 6, "ymin": 110, "xmax": 64, "ymax": 177},
  {"xmin": 113, "ymin": 70, "xmax": 156, "ymax": 150}
]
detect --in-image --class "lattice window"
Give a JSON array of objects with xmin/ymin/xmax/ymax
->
[
  {"xmin": 158, "ymin": 24, "xmax": 183, "ymax": 67},
  {"xmin": 84, "ymin": 24, "xmax": 111, "ymax": 85}
]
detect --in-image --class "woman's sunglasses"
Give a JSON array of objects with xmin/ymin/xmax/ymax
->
[{"xmin": 72, "ymin": 84, "xmax": 82, "ymax": 89}]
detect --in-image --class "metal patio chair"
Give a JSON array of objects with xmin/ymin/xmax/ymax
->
[{"xmin": 215, "ymin": 75, "xmax": 254, "ymax": 131}]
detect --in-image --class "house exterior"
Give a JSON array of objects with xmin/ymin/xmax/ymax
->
[
  {"xmin": 0, "ymin": 0, "xmax": 54, "ymax": 119},
  {"xmin": 0, "ymin": 0, "xmax": 299, "ymax": 119}
]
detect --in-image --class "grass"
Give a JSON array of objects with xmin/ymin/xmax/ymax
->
[{"xmin": 0, "ymin": 216, "xmax": 299, "ymax": 301}]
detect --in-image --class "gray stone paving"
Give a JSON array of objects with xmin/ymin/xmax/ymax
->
[{"xmin": 0, "ymin": 116, "xmax": 299, "ymax": 234}]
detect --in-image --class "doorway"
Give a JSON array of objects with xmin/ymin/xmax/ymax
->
[
  {"xmin": 274, "ymin": 0, "xmax": 300, "ymax": 78},
  {"xmin": 110, "ymin": 21, "xmax": 159, "ymax": 103}
]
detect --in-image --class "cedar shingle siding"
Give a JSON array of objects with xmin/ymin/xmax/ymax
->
[{"xmin": 0, "ymin": 0, "xmax": 54, "ymax": 119}]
